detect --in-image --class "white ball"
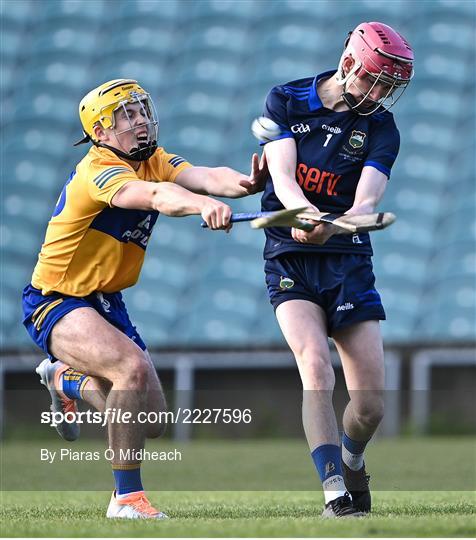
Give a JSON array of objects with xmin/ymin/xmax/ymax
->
[{"xmin": 251, "ymin": 116, "xmax": 281, "ymax": 143}]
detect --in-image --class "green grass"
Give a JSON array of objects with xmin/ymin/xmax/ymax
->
[
  {"xmin": 1, "ymin": 438, "xmax": 475, "ymax": 537},
  {"xmin": 1, "ymin": 490, "xmax": 475, "ymax": 537}
]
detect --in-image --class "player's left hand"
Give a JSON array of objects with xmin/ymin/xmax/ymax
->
[
  {"xmin": 239, "ymin": 152, "xmax": 268, "ymax": 194},
  {"xmin": 291, "ymin": 222, "xmax": 339, "ymax": 245}
]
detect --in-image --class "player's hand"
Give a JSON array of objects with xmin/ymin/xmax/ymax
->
[
  {"xmin": 239, "ymin": 152, "xmax": 268, "ymax": 194},
  {"xmin": 201, "ymin": 198, "xmax": 233, "ymax": 232},
  {"xmin": 291, "ymin": 222, "xmax": 338, "ymax": 245}
]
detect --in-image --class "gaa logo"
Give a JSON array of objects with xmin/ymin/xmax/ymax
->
[
  {"xmin": 291, "ymin": 123, "xmax": 310, "ymax": 134},
  {"xmin": 279, "ymin": 277, "xmax": 295, "ymax": 290},
  {"xmin": 349, "ymin": 130, "xmax": 366, "ymax": 149},
  {"xmin": 325, "ymin": 461, "xmax": 336, "ymax": 476}
]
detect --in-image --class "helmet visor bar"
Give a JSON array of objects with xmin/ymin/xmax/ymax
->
[
  {"xmin": 106, "ymin": 93, "xmax": 159, "ymax": 158},
  {"xmin": 109, "ymin": 92, "xmax": 158, "ymax": 137},
  {"xmin": 349, "ymin": 65, "xmax": 410, "ymax": 115}
]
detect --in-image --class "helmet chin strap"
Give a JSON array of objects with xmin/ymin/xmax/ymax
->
[
  {"xmin": 94, "ymin": 140, "xmax": 158, "ymax": 162},
  {"xmin": 341, "ymin": 91, "xmax": 359, "ymax": 110}
]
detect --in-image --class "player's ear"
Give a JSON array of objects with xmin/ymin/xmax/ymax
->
[
  {"xmin": 92, "ymin": 122, "xmax": 107, "ymax": 142},
  {"xmin": 341, "ymin": 55, "xmax": 355, "ymax": 76}
]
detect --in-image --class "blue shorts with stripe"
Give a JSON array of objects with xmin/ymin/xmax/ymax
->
[
  {"xmin": 22, "ymin": 284, "xmax": 146, "ymax": 360},
  {"xmin": 264, "ymin": 253, "xmax": 385, "ymax": 336}
]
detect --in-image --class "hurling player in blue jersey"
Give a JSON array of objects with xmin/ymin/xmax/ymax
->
[{"xmin": 259, "ymin": 22, "xmax": 413, "ymax": 517}]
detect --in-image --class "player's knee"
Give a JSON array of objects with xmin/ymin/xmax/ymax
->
[
  {"xmin": 114, "ymin": 351, "xmax": 149, "ymax": 390},
  {"xmin": 146, "ymin": 420, "xmax": 167, "ymax": 439},
  {"xmin": 296, "ymin": 348, "xmax": 335, "ymax": 390}
]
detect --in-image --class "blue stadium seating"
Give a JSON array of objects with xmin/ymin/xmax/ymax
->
[{"xmin": 2, "ymin": 0, "xmax": 475, "ymax": 346}]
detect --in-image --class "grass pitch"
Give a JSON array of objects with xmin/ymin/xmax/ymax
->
[
  {"xmin": 1, "ymin": 438, "xmax": 475, "ymax": 537},
  {"xmin": 2, "ymin": 490, "xmax": 475, "ymax": 537}
]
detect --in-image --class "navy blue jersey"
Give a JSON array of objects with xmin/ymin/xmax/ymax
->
[{"xmin": 261, "ymin": 70, "xmax": 400, "ymax": 259}]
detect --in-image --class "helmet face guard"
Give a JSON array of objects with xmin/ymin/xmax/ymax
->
[
  {"xmin": 74, "ymin": 79, "xmax": 159, "ymax": 161},
  {"xmin": 105, "ymin": 91, "xmax": 159, "ymax": 161},
  {"xmin": 337, "ymin": 22, "xmax": 414, "ymax": 115}
]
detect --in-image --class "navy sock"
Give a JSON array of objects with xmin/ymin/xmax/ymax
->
[
  {"xmin": 61, "ymin": 368, "xmax": 89, "ymax": 400},
  {"xmin": 342, "ymin": 432, "xmax": 368, "ymax": 454},
  {"xmin": 342, "ymin": 432, "xmax": 369, "ymax": 470},
  {"xmin": 112, "ymin": 466, "xmax": 144, "ymax": 495},
  {"xmin": 311, "ymin": 444, "xmax": 343, "ymax": 482}
]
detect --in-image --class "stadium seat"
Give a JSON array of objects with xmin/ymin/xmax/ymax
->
[
  {"xmin": 3, "ymin": 122, "xmax": 74, "ymax": 160},
  {"xmin": 113, "ymin": 0, "xmax": 183, "ymax": 22},
  {"xmin": 93, "ymin": 54, "xmax": 167, "ymax": 95},
  {"xmin": 187, "ymin": 0, "xmax": 265, "ymax": 23},
  {"xmin": 36, "ymin": 0, "xmax": 107, "ymax": 23},
  {"xmin": 179, "ymin": 21, "xmax": 249, "ymax": 56},
  {"xmin": 29, "ymin": 24, "xmax": 101, "ymax": 56},
  {"xmin": 417, "ymin": 285, "xmax": 475, "ymax": 340},
  {"xmin": 3, "ymin": 0, "xmax": 475, "ymax": 347},
  {"xmin": 22, "ymin": 55, "xmax": 92, "ymax": 94},
  {"xmin": 0, "ymin": 61, "xmax": 16, "ymax": 112},
  {"xmin": 101, "ymin": 18, "xmax": 178, "ymax": 57},
  {"xmin": 3, "ymin": 149, "xmax": 70, "ymax": 194},
  {"xmin": 11, "ymin": 90, "xmax": 79, "ymax": 125},
  {"xmin": 0, "ymin": 0, "xmax": 34, "ymax": 25}
]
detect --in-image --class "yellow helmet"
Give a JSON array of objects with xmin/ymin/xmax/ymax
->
[{"xmin": 74, "ymin": 79, "xmax": 159, "ymax": 161}]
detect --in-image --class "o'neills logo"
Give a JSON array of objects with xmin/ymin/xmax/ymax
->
[{"xmin": 337, "ymin": 302, "xmax": 354, "ymax": 311}]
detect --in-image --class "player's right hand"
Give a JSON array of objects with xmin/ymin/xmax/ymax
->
[
  {"xmin": 291, "ymin": 222, "xmax": 337, "ymax": 245},
  {"xmin": 200, "ymin": 198, "xmax": 233, "ymax": 232}
]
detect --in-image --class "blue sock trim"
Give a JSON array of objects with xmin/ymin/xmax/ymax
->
[
  {"xmin": 112, "ymin": 467, "xmax": 144, "ymax": 495},
  {"xmin": 311, "ymin": 444, "xmax": 343, "ymax": 483},
  {"xmin": 342, "ymin": 432, "xmax": 369, "ymax": 455},
  {"xmin": 62, "ymin": 368, "xmax": 89, "ymax": 400}
]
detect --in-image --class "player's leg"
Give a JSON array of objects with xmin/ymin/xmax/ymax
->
[
  {"xmin": 78, "ymin": 352, "xmax": 166, "ymax": 439},
  {"xmin": 84, "ymin": 351, "xmax": 167, "ymax": 439},
  {"xmin": 140, "ymin": 350, "xmax": 168, "ymax": 439},
  {"xmin": 36, "ymin": 357, "xmax": 110, "ymax": 440},
  {"xmin": 276, "ymin": 300, "xmax": 337, "ymax": 446},
  {"xmin": 275, "ymin": 299, "xmax": 360, "ymax": 516},
  {"xmin": 332, "ymin": 319, "xmax": 385, "ymax": 512},
  {"xmin": 49, "ymin": 307, "xmax": 167, "ymax": 519}
]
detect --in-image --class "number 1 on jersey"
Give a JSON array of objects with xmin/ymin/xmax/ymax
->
[{"xmin": 323, "ymin": 133, "xmax": 333, "ymax": 147}]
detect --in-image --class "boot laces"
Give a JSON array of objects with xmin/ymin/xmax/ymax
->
[{"xmin": 129, "ymin": 493, "xmax": 160, "ymax": 516}]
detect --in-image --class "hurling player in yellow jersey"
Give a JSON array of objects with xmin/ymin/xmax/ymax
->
[{"xmin": 22, "ymin": 79, "xmax": 267, "ymax": 519}]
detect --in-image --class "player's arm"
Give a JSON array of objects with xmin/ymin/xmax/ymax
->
[
  {"xmin": 265, "ymin": 138, "xmax": 318, "ymax": 211},
  {"xmin": 174, "ymin": 153, "xmax": 268, "ymax": 198},
  {"xmin": 345, "ymin": 166, "xmax": 388, "ymax": 216},
  {"xmin": 265, "ymin": 138, "xmax": 340, "ymax": 245},
  {"xmin": 111, "ymin": 180, "xmax": 232, "ymax": 230},
  {"xmin": 295, "ymin": 166, "xmax": 389, "ymax": 245}
]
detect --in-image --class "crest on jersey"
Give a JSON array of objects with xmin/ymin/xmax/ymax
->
[
  {"xmin": 349, "ymin": 130, "xmax": 366, "ymax": 149},
  {"xmin": 279, "ymin": 277, "xmax": 295, "ymax": 290}
]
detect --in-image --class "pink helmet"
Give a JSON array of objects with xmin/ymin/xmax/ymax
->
[{"xmin": 338, "ymin": 22, "xmax": 414, "ymax": 114}]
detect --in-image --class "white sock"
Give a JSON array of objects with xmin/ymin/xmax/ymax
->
[
  {"xmin": 322, "ymin": 474, "xmax": 348, "ymax": 504},
  {"xmin": 342, "ymin": 444, "xmax": 364, "ymax": 471}
]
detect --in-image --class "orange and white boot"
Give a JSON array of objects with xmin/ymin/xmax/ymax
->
[
  {"xmin": 36, "ymin": 358, "xmax": 80, "ymax": 441},
  {"xmin": 106, "ymin": 491, "xmax": 168, "ymax": 519}
]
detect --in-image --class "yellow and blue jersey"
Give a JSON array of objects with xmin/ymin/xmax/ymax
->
[{"xmin": 31, "ymin": 145, "xmax": 191, "ymax": 296}]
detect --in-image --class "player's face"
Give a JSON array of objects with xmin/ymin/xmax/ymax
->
[
  {"xmin": 95, "ymin": 101, "xmax": 153, "ymax": 155},
  {"xmin": 112, "ymin": 101, "xmax": 151, "ymax": 151},
  {"xmin": 347, "ymin": 73, "xmax": 394, "ymax": 111}
]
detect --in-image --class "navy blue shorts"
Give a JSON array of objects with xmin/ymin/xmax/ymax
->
[
  {"xmin": 22, "ymin": 284, "xmax": 147, "ymax": 360},
  {"xmin": 264, "ymin": 253, "xmax": 385, "ymax": 336}
]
